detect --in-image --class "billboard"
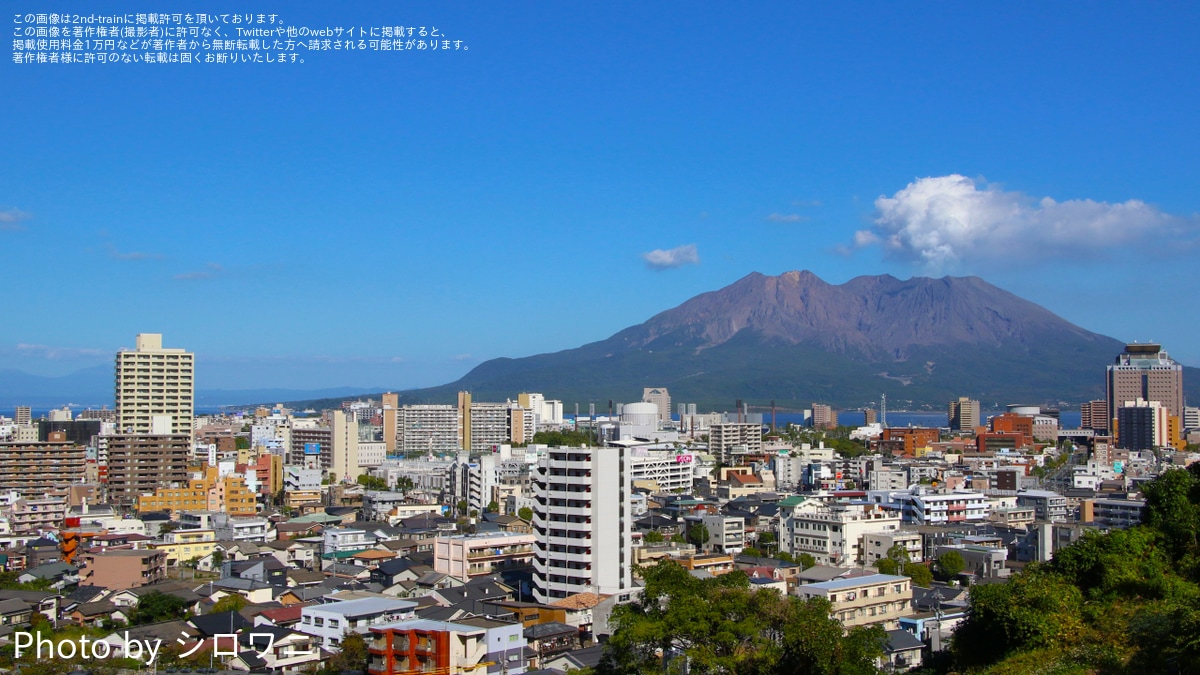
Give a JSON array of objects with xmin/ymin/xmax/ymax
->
[{"xmin": 304, "ymin": 442, "xmax": 322, "ymax": 455}]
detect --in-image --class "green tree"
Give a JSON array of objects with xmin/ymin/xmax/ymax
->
[
  {"xmin": 599, "ymin": 560, "xmax": 885, "ymax": 675},
  {"xmin": 687, "ymin": 522, "xmax": 710, "ymax": 550},
  {"xmin": 1141, "ymin": 466, "xmax": 1200, "ymax": 561},
  {"xmin": 875, "ymin": 543, "xmax": 910, "ymax": 575},
  {"xmin": 797, "ymin": 553, "xmax": 816, "ymax": 570},
  {"xmin": 643, "ymin": 530, "xmax": 665, "ymax": 544},
  {"xmin": 486, "ymin": 500, "xmax": 500, "ymax": 513},
  {"xmin": 743, "ymin": 546, "xmax": 762, "ymax": 558},
  {"xmin": 325, "ymin": 632, "xmax": 369, "ymax": 674},
  {"xmin": 528, "ymin": 429, "xmax": 594, "ymax": 447},
  {"xmin": 902, "ymin": 562, "xmax": 933, "ymax": 587},
  {"xmin": 775, "ymin": 551, "xmax": 796, "ymax": 564},
  {"xmin": 952, "ymin": 570, "xmax": 1085, "ymax": 669},
  {"xmin": 457, "ymin": 500, "xmax": 469, "ymax": 516},
  {"xmin": 131, "ymin": 590, "xmax": 190, "ymax": 625},
  {"xmin": 235, "ymin": 436, "xmax": 250, "ymax": 450},
  {"xmin": 758, "ymin": 531, "xmax": 777, "ymax": 554},
  {"xmin": 212, "ymin": 594, "xmax": 247, "ymax": 614},
  {"xmin": 938, "ymin": 550, "xmax": 966, "ymax": 579},
  {"xmin": 395, "ymin": 476, "xmax": 415, "ymax": 494},
  {"xmin": 517, "ymin": 506, "xmax": 533, "ymax": 521},
  {"xmin": 356, "ymin": 474, "xmax": 388, "ymax": 490},
  {"xmin": 670, "ymin": 532, "xmax": 687, "ymax": 544}
]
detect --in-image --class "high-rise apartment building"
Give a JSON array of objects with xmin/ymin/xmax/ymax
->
[
  {"xmin": 115, "ymin": 333, "xmax": 194, "ymax": 436},
  {"xmin": 14, "ymin": 406, "xmax": 31, "ymax": 426},
  {"xmin": 811, "ymin": 404, "xmax": 836, "ymax": 429},
  {"xmin": 948, "ymin": 397, "xmax": 980, "ymax": 431},
  {"xmin": 382, "ymin": 392, "xmax": 399, "ymax": 454},
  {"xmin": 0, "ymin": 433, "xmax": 87, "ymax": 496},
  {"xmin": 1080, "ymin": 400, "xmax": 1109, "ymax": 434},
  {"xmin": 396, "ymin": 405, "xmax": 459, "ymax": 455},
  {"xmin": 1107, "ymin": 343, "xmax": 1183, "ymax": 428},
  {"xmin": 532, "ymin": 446, "xmax": 632, "ymax": 602},
  {"xmin": 105, "ymin": 433, "xmax": 190, "ymax": 505},
  {"xmin": 709, "ymin": 422, "xmax": 764, "ymax": 465}
]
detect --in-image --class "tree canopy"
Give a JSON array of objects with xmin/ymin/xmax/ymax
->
[
  {"xmin": 598, "ymin": 560, "xmax": 886, "ymax": 675},
  {"xmin": 130, "ymin": 591, "xmax": 191, "ymax": 625},
  {"xmin": 948, "ymin": 465, "xmax": 1200, "ymax": 673}
]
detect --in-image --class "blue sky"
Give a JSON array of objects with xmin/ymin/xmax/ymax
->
[{"xmin": 4, "ymin": 2, "xmax": 1199, "ymax": 391}]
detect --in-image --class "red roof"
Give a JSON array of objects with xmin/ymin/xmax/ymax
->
[{"xmin": 259, "ymin": 604, "xmax": 307, "ymax": 624}]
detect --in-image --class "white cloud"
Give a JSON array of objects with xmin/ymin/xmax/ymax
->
[
  {"xmin": 766, "ymin": 213, "xmax": 806, "ymax": 223},
  {"xmin": 642, "ymin": 244, "xmax": 700, "ymax": 270},
  {"xmin": 174, "ymin": 262, "xmax": 225, "ymax": 280},
  {"xmin": 858, "ymin": 174, "xmax": 1191, "ymax": 270},
  {"xmin": 0, "ymin": 207, "xmax": 30, "ymax": 231}
]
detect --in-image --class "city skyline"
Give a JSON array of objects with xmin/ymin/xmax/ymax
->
[{"xmin": 4, "ymin": 2, "xmax": 1199, "ymax": 391}]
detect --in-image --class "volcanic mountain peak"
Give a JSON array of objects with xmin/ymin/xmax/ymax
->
[{"xmin": 621, "ymin": 270, "xmax": 1105, "ymax": 358}]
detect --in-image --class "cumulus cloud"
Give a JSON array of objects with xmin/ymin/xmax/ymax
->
[
  {"xmin": 174, "ymin": 262, "xmax": 225, "ymax": 280},
  {"xmin": 0, "ymin": 208, "xmax": 30, "ymax": 231},
  {"xmin": 855, "ymin": 174, "xmax": 1192, "ymax": 270},
  {"xmin": 767, "ymin": 213, "xmax": 807, "ymax": 223},
  {"xmin": 642, "ymin": 244, "xmax": 700, "ymax": 270}
]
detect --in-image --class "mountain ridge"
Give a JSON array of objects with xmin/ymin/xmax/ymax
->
[{"xmin": 410, "ymin": 271, "xmax": 1196, "ymax": 410}]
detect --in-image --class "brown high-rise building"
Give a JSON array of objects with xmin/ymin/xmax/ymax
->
[
  {"xmin": 0, "ymin": 432, "xmax": 87, "ymax": 496},
  {"xmin": 1080, "ymin": 400, "xmax": 1109, "ymax": 434},
  {"xmin": 812, "ymin": 404, "xmax": 836, "ymax": 429},
  {"xmin": 948, "ymin": 397, "xmax": 981, "ymax": 431},
  {"xmin": 104, "ymin": 433, "xmax": 190, "ymax": 505},
  {"xmin": 382, "ymin": 392, "xmax": 399, "ymax": 454},
  {"xmin": 1106, "ymin": 343, "xmax": 1183, "ymax": 427}
]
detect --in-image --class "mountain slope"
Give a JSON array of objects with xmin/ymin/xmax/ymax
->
[{"xmin": 414, "ymin": 271, "xmax": 1196, "ymax": 410}]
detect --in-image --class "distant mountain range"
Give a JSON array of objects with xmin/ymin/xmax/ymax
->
[
  {"xmin": 0, "ymin": 365, "xmax": 379, "ymax": 410},
  {"xmin": 402, "ymin": 271, "xmax": 1200, "ymax": 411},
  {"xmin": 6, "ymin": 272, "xmax": 1197, "ymax": 413}
]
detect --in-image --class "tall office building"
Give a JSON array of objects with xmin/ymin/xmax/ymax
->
[
  {"xmin": 115, "ymin": 333, "xmax": 195, "ymax": 437},
  {"xmin": 948, "ymin": 397, "xmax": 981, "ymax": 431},
  {"xmin": 532, "ymin": 446, "xmax": 632, "ymax": 602},
  {"xmin": 14, "ymin": 406, "xmax": 31, "ymax": 426},
  {"xmin": 1107, "ymin": 343, "xmax": 1183, "ymax": 428},
  {"xmin": 643, "ymin": 388, "xmax": 672, "ymax": 424}
]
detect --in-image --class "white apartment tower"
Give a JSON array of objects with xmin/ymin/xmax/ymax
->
[
  {"xmin": 115, "ymin": 333, "xmax": 194, "ymax": 436},
  {"xmin": 532, "ymin": 446, "xmax": 632, "ymax": 602}
]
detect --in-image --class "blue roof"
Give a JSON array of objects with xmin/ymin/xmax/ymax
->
[{"xmin": 802, "ymin": 573, "xmax": 908, "ymax": 591}]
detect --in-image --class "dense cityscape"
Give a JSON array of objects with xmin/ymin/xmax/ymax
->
[{"xmin": 0, "ymin": 332, "xmax": 1194, "ymax": 674}]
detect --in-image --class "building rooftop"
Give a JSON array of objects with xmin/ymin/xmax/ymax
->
[
  {"xmin": 310, "ymin": 597, "xmax": 417, "ymax": 618},
  {"xmin": 803, "ymin": 573, "xmax": 909, "ymax": 591}
]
